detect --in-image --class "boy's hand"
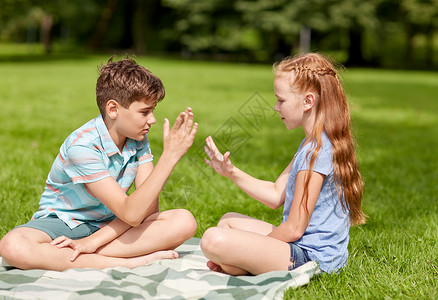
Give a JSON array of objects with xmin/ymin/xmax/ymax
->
[
  {"xmin": 50, "ymin": 236, "xmax": 99, "ymax": 262},
  {"xmin": 204, "ymin": 136, "xmax": 234, "ymax": 177},
  {"xmin": 162, "ymin": 107, "xmax": 198, "ymax": 161}
]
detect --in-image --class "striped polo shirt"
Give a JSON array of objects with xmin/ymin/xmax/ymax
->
[{"xmin": 32, "ymin": 115, "xmax": 153, "ymax": 229}]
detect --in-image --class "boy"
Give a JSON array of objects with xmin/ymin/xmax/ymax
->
[{"xmin": 0, "ymin": 58, "xmax": 198, "ymax": 271}]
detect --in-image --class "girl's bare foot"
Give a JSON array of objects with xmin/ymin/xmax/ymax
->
[
  {"xmin": 207, "ymin": 260, "xmax": 225, "ymax": 273},
  {"xmin": 127, "ymin": 250, "xmax": 179, "ymax": 268}
]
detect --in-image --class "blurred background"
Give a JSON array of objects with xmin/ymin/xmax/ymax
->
[{"xmin": 1, "ymin": 0, "xmax": 437, "ymax": 69}]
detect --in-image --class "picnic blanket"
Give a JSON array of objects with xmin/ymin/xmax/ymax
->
[{"xmin": 0, "ymin": 238, "xmax": 321, "ymax": 299}]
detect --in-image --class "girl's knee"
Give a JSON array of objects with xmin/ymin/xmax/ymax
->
[
  {"xmin": 200, "ymin": 227, "xmax": 228, "ymax": 254},
  {"xmin": 218, "ymin": 212, "xmax": 242, "ymax": 228}
]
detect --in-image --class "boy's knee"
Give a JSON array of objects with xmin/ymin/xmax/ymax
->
[
  {"xmin": 0, "ymin": 232, "xmax": 32, "ymax": 268},
  {"xmin": 172, "ymin": 209, "xmax": 197, "ymax": 238}
]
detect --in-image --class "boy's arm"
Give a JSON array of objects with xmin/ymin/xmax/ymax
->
[
  {"xmin": 135, "ymin": 161, "xmax": 159, "ymax": 213},
  {"xmin": 85, "ymin": 109, "xmax": 197, "ymax": 227},
  {"xmin": 52, "ymin": 161, "xmax": 158, "ymax": 260},
  {"xmin": 51, "ymin": 218, "xmax": 131, "ymax": 261}
]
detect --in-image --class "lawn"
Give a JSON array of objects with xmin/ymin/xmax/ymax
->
[{"xmin": 0, "ymin": 54, "xmax": 437, "ymax": 299}]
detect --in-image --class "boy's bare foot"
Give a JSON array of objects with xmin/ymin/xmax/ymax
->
[
  {"xmin": 206, "ymin": 260, "xmax": 225, "ymax": 273},
  {"xmin": 127, "ymin": 250, "xmax": 179, "ymax": 268}
]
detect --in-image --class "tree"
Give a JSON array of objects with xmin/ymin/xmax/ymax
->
[
  {"xmin": 0, "ymin": 0, "xmax": 102, "ymax": 54},
  {"xmin": 162, "ymin": 0, "xmax": 249, "ymax": 56}
]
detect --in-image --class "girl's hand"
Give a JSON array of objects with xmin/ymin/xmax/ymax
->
[
  {"xmin": 204, "ymin": 136, "xmax": 234, "ymax": 177},
  {"xmin": 162, "ymin": 107, "xmax": 198, "ymax": 161},
  {"xmin": 50, "ymin": 236, "xmax": 98, "ymax": 262}
]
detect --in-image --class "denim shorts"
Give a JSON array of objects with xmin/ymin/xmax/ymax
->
[
  {"xmin": 288, "ymin": 243, "xmax": 310, "ymax": 270},
  {"xmin": 16, "ymin": 215, "xmax": 100, "ymax": 240}
]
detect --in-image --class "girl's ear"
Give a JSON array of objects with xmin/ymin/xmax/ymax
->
[
  {"xmin": 106, "ymin": 99, "xmax": 119, "ymax": 119},
  {"xmin": 303, "ymin": 93, "xmax": 316, "ymax": 112}
]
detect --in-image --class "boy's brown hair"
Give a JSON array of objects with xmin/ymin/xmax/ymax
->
[{"xmin": 96, "ymin": 57, "xmax": 165, "ymax": 116}]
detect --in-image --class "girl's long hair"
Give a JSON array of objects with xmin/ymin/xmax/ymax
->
[{"xmin": 274, "ymin": 53, "xmax": 366, "ymax": 225}]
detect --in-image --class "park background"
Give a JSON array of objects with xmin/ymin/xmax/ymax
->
[{"xmin": 0, "ymin": 0, "xmax": 437, "ymax": 299}]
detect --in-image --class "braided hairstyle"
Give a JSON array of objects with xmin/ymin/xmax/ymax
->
[{"xmin": 274, "ymin": 53, "xmax": 366, "ymax": 225}]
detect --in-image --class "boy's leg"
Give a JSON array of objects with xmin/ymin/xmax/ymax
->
[
  {"xmin": 96, "ymin": 208, "xmax": 197, "ymax": 257},
  {"xmin": 200, "ymin": 226, "xmax": 291, "ymax": 276},
  {"xmin": 0, "ymin": 208, "xmax": 195, "ymax": 270},
  {"xmin": 0, "ymin": 227, "xmax": 177, "ymax": 271}
]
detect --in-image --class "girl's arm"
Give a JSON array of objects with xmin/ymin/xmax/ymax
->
[
  {"xmin": 204, "ymin": 136, "xmax": 292, "ymax": 209},
  {"xmin": 50, "ymin": 217, "xmax": 131, "ymax": 261},
  {"xmin": 268, "ymin": 170, "xmax": 324, "ymax": 242}
]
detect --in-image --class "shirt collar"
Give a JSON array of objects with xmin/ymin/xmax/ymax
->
[
  {"xmin": 95, "ymin": 115, "xmax": 121, "ymax": 157},
  {"xmin": 95, "ymin": 115, "xmax": 147, "ymax": 158}
]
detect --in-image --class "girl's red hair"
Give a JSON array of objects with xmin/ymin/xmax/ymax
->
[{"xmin": 274, "ymin": 53, "xmax": 366, "ymax": 225}]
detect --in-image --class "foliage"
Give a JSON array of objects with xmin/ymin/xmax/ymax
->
[{"xmin": 1, "ymin": 0, "xmax": 438, "ymax": 67}]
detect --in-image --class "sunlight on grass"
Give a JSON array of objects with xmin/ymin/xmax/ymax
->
[{"xmin": 0, "ymin": 55, "xmax": 437, "ymax": 299}]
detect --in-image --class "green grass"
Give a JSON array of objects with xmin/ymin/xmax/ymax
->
[{"xmin": 0, "ymin": 54, "xmax": 437, "ymax": 299}]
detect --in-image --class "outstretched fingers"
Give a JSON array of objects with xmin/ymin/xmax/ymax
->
[
  {"xmin": 205, "ymin": 136, "xmax": 224, "ymax": 161},
  {"xmin": 171, "ymin": 111, "xmax": 187, "ymax": 132},
  {"xmin": 190, "ymin": 122, "xmax": 199, "ymax": 140},
  {"xmin": 184, "ymin": 107, "xmax": 194, "ymax": 130},
  {"xmin": 162, "ymin": 118, "xmax": 170, "ymax": 140}
]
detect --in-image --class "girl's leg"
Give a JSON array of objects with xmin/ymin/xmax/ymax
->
[
  {"xmin": 201, "ymin": 226, "xmax": 291, "ymax": 276},
  {"xmin": 97, "ymin": 208, "xmax": 197, "ymax": 257},
  {"xmin": 217, "ymin": 212, "xmax": 276, "ymax": 234},
  {"xmin": 0, "ymin": 228, "xmax": 177, "ymax": 271},
  {"xmin": 202, "ymin": 213, "xmax": 279, "ymax": 274}
]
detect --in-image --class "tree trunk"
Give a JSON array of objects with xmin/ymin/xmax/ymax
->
[
  {"xmin": 89, "ymin": 0, "xmax": 119, "ymax": 51},
  {"xmin": 405, "ymin": 25, "xmax": 415, "ymax": 67},
  {"xmin": 133, "ymin": 0, "xmax": 147, "ymax": 54},
  {"xmin": 299, "ymin": 26, "xmax": 311, "ymax": 54},
  {"xmin": 41, "ymin": 13, "xmax": 53, "ymax": 54},
  {"xmin": 425, "ymin": 28, "xmax": 434, "ymax": 67},
  {"xmin": 346, "ymin": 26, "xmax": 366, "ymax": 66}
]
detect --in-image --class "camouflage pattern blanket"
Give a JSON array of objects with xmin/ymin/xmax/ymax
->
[{"xmin": 0, "ymin": 238, "xmax": 321, "ymax": 299}]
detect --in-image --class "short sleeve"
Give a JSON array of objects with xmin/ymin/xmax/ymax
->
[
  {"xmin": 136, "ymin": 138, "xmax": 153, "ymax": 165},
  {"xmin": 63, "ymin": 145, "xmax": 110, "ymax": 184},
  {"xmin": 296, "ymin": 145, "xmax": 333, "ymax": 176}
]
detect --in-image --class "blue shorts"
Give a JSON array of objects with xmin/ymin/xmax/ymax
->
[
  {"xmin": 16, "ymin": 215, "xmax": 100, "ymax": 240},
  {"xmin": 288, "ymin": 243, "xmax": 310, "ymax": 270}
]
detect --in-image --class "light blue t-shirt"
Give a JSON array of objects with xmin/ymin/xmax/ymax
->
[
  {"xmin": 32, "ymin": 115, "xmax": 153, "ymax": 229},
  {"xmin": 282, "ymin": 132, "xmax": 350, "ymax": 273}
]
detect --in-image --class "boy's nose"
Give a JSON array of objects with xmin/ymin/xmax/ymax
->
[{"xmin": 148, "ymin": 113, "xmax": 157, "ymax": 125}]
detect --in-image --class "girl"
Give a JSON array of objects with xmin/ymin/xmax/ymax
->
[{"xmin": 201, "ymin": 53, "xmax": 366, "ymax": 275}]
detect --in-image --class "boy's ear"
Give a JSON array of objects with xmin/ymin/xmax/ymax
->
[
  {"xmin": 106, "ymin": 99, "xmax": 119, "ymax": 119},
  {"xmin": 304, "ymin": 93, "xmax": 316, "ymax": 112}
]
